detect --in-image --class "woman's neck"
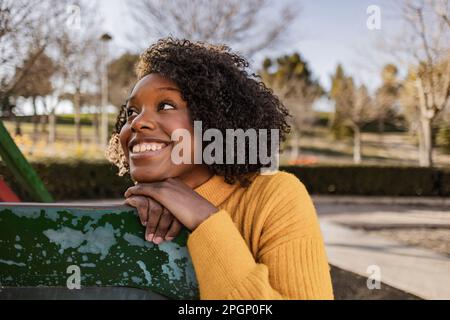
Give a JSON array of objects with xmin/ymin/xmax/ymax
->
[{"xmin": 178, "ymin": 165, "xmax": 214, "ymax": 189}]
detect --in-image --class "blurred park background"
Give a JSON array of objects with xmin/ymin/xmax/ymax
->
[{"xmin": 0, "ymin": 0, "xmax": 449, "ymax": 299}]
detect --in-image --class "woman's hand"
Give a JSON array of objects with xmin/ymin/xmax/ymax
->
[
  {"xmin": 124, "ymin": 178, "xmax": 218, "ymax": 231},
  {"xmin": 124, "ymin": 195, "xmax": 183, "ymax": 244}
]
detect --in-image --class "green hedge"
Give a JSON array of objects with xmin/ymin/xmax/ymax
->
[
  {"xmin": 280, "ymin": 165, "xmax": 450, "ymax": 197},
  {"xmin": 0, "ymin": 162, "xmax": 449, "ymax": 201},
  {"xmin": 0, "ymin": 161, "xmax": 133, "ymax": 201}
]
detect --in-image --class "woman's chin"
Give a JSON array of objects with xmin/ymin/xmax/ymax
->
[{"xmin": 130, "ymin": 168, "xmax": 171, "ymax": 184}]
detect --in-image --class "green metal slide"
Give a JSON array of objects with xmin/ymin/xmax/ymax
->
[{"xmin": 0, "ymin": 120, "xmax": 53, "ymax": 202}]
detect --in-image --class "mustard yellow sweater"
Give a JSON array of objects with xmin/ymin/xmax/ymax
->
[{"xmin": 188, "ymin": 171, "xmax": 334, "ymax": 300}]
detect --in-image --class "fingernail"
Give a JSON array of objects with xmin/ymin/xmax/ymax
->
[
  {"xmin": 141, "ymin": 220, "xmax": 147, "ymax": 226},
  {"xmin": 153, "ymin": 236, "xmax": 162, "ymax": 244},
  {"xmin": 165, "ymin": 236, "xmax": 175, "ymax": 241},
  {"xmin": 146, "ymin": 233, "xmax": 154, "ymax": 241}
]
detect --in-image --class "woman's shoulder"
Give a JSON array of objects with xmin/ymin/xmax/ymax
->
[
  {"xmin": 245, "ymin": 171, "xmax": 321, "ymax": 242},
  {"xmin": 248, "ymin": 170, "xmax": 308, "ymax": 197},
  {"xmin": 240, "ymin": 170, "xmax": 313, "ymax": 213}
]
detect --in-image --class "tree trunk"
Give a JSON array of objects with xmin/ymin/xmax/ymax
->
[
  {"xmin": 74, "ymin": 91, "xmax": 82, "ymax": 144},
  {"xmin": 289, "ymin": 129, "xmax": 302, "ymax": 161},
  {"xmin": 93, "ymin": 109, "xmax": 100, "ymax": 145},
  {"xmin": 291, "ymin": 135, "xmax": 300, "ymax": 160},
  {"xmin": 419, "ymin": 117, "xmax": 433, "ymax": 167},
  {"xmin": 48, "ymin": 109, "xmax": 56, "ymax": 144},
  {"xmin": 14, "ymin": 116, "xmax": 22, "ymax": 136},
  {"xmin": 40, "ymin": 114, "xmax": 47, "ymax": 135},
  {"xmin": 415, "ymin": 78, "xmax": 435, "ymax": 167},
  {"xmin": 40, "ymin": 98, "xmax": 48, "ymax": 136},
  {"xmin": 353, "ymin": 126, "xmax": 362, "ymax": 164},
  {"xmin": 378, "ymin": 117, "xmax": 385, "ymax": 133},
  {"xmin": 32, "ymin": 96, "xmax": 38, "ymax": 143}
]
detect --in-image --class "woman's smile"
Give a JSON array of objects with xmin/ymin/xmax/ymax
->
[
  {"xmin": 128, "ymin": 136, "xmax": 173, "ymax": 161},
  {"xmin": 129, "ymin": 142, "xmax": 172, "ymax": 161}
]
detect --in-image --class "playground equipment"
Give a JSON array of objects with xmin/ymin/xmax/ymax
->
[
  {"xmin": 0, "ymin": 203, "xmax": 199, "ymax": 299},
  {"xmin": 0, "ymin": 120, "xmax": 53, "ymax": 202}
]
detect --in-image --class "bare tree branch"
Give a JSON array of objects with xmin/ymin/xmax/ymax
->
[
  {"xmin": 392, "ymin": 0, "xmax": 450, "ymax": 166},
  {"xmin": 127, "ymin": 0, "xmax": 301, "ymax": 57},
  {"xmin": 0, "ymin": 0, "xmax": 70, "ymax": 98}
]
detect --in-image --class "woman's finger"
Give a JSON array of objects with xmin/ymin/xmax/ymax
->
[
  {"xmin": 125, "ymin": 178, "xmax": 218, "ymax": 231},
  {"xmin": 145, "ymin": 200, "xmax": 163, "ymax": 242},
  {"xmin": 124, "ymin": 181, "xmax": 169, "ymax": 206},
  {"xmin": 164, "ymin": 218, "xmax": 183, "ymax": 241},
  {"xmin": 152, "ymin": 208, "xmax": 173, "ymax": 244},
  {"xmin": 124, "ymin": 195, "xmax": 149, "ymax": 226}
]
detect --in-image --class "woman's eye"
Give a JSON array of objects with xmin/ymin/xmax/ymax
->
[
  {"xmin": 159, "ymin": 103, "xmax": 175, "ymax": 111},
  {"xmin": 126, "ymin": 108, "xmax": 138, "ymax": 118}
]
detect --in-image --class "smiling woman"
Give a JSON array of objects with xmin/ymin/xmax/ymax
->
[
  {"xmin": 105, "ymin": 38, "xmax": 334, "ymax": 300},
  {"xmin": 118, "ymin": 73, "xmax": 212, "ymax": 187}
]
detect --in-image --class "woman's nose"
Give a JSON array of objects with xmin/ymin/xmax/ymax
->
[{"xmin": 131, "ymin": 111, "xmax": 157, "ymax": 132}]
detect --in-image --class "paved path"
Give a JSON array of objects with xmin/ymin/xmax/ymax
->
[
  {"xmin": 312, "ymin": 195, "xmax": 450, "ymax": 207},
  {"xmin": 315, "ymin": 200, "xmax": 450, "ymax": 300},
  {"xmin": 320, "ymin": 221, "xmax": 450, "ymax": 300},
  {"xmin": 319, "ymin": 210, "xmax": 450, "ymax": 229}
]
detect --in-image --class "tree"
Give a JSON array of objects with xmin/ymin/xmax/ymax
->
[
  {"xmin": 12, "ymin": 51, "xmax": 55, "ymax": 142},
  {"xmin": 436, "ymin": 106, "xmax": 450, "ymax": 152},
  {"xmin": 0, "ymin": 0, "xmax": 69, "ymax": 115},
  {"xmin": 374, "ymin": 64, "xmax": 400, "ymax": 133},
  {"xmin": 108, "ymin": 53, "xmax": 139, "ymax": 108},
  {"xmin": 330, "ymin": 65, "xmax": 374, "ymax": 163},
  {"xmin": 260, "ymin": 53, "xmax": 323, "ymax": 158},
  {"xmin": 0, "ymin": 0, "xmax": 72, "ymax": 146},
  {"xmin": 127, "ymin": 0, "xmax": 301, "ymax": 57},
  {"xmin": 431, "ymin": 0, "xmax": 450, "ymax": 27},
  {"xmin": 329, "ymin": 64, "xmax": 351, "ymax": 140},
  {"xmin": 54, "ymin": 3, "xmax": 103, "ymax": 145},
  {"xmin": 389, "ymin": 0, "xmax": 450, "ymax": 167}
]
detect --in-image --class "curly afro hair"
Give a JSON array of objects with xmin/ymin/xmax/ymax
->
[{"xmin": 106, "ymin": 37, "xmax": 291, "ymax": 186}]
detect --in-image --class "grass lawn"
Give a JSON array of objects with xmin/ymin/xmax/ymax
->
[
  {"xmin": 2, "ymin": 119, "xmax": 450, "ymax": 167},
  {"xmin": 284, "ymin": 126, "xmax": 450, "ymax": 167}
]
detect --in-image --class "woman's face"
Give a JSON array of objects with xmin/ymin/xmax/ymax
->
[{"xmin": 119, "ymin": 73, "xmax": 207, "ymax": 185}]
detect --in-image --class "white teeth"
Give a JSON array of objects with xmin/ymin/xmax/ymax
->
[{"xmin": 132, "ymin": 143, "xmax": 166, "ymax": 153}]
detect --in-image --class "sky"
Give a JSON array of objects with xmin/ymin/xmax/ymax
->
[
  {"xmin": 99, "ymin": 0, "xmax": 402, "ymax": 92},
  {"xmin": 21, "ymin": 0, "xmax": 404, "ymax": 115}
]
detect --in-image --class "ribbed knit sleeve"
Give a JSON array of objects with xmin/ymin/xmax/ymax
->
[{"xmin": 187, "ymin": 172, "xmax": 334, "ymax": 300}]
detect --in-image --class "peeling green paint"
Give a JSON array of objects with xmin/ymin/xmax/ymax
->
[{"xmin": 0, "ymin": 204, "xmax": 199, "ymax": 299}]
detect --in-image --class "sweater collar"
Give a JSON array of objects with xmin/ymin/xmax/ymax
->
[{"xmin": 194, "ymin": 175, "xmax": 239, "ymax": 207}]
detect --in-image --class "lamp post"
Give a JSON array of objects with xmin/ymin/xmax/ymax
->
[{"xmin": 100, "ymin": 33, "xmax": 112, "ymax": 148}]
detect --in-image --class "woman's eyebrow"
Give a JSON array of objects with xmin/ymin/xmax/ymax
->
[
  {"xmin": 126, "ymin": 96, "xmax": 137, "ymax": 104},
  {"xmin": 157, "ymin": 86, "xmax": 181, "ymax": 92},
  {"xmin": 126, "ymin": 87, "xmax": 180, "ymax": 103}
]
